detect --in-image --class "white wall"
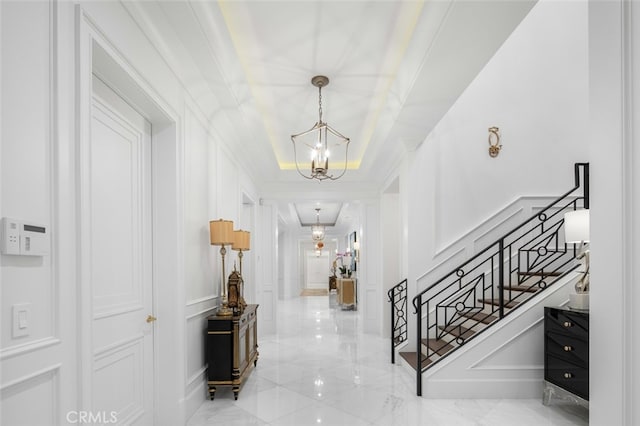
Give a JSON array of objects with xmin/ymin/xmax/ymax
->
[
  {"xmin": 398, "ymin": 2, "xmax": 590, "ymax": 391},
  {"xmin": 382, "ymin": 190, "xmax": 402, "ymax": 339},
  {"xmin": 588, "ymin": 1, "xmax": 639, "ymax": 425},
  {"xmin": 0, "ymin": 1, "xmax": 262, "ymax": 425},
  {"xmin": 406, "ymin": 0, "xmax": 589, "ymax": 312},
  {"xmin": 1, "ymin": 2, "xmax": 72, "ymax": 425}
]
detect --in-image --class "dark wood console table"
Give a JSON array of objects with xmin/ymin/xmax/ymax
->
[
  {"xmin": 206, "ymin": 304, "xmax": 259, "ymax": 400},
  {"xmin": 543, "ymin": 306, "xmax": 589, "ymax": 408}
]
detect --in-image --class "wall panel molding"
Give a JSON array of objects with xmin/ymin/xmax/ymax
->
[
  {"xmin": 0, "ymin": 337, "xmax": 61, "ymax": 361},
  {"xmin": 0, "ymin": 363, "xmax": 61, "ymax": 392}
]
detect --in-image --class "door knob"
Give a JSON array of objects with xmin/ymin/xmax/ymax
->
[{"xmin": 146, "ymin": 315, "xmax": 157, "ymax": 323}]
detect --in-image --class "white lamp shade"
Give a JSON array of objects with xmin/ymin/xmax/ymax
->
[{"xmin": 564, "ymin": 209, "xmax": 590, "ymax": 243}]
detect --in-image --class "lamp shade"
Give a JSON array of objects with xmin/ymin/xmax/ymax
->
[
  {"xmin": 564, "ymin": 209, "xmax": 590, "ymax": 243},
  {"xmin": 210, "ymin": 219, "xmax": 234, "ymax": 245},
  {"xmin": 232, "ymin": 230, "xmax": 250, "ymax": 251}
]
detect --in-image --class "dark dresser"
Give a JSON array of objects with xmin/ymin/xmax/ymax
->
[
  {"xmin": 207, "ymin": 304, "xmax": 258, "ymax": 400},
  {"xmin": 543, "ymin": 306, "xmax": 589, "ymax": 407}
]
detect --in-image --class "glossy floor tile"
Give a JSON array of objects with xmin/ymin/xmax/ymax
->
[{"xmin": 187, "ymin": 294, "xmax": 589, "ymax": 426}]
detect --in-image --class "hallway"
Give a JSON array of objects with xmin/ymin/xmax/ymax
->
[{"xmin": 187, "ymin": 295, "xmax": 588, "ymax": 425}]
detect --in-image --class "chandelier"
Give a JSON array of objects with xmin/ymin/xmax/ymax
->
[
  {"xmin": 311, "ymin": 208, "xmax": 325, "ymax": 242},
  {"xmin": 291, "ymin": 75, "xmax": 350, "ymax": 181}
]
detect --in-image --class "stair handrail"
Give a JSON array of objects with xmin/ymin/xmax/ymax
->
[
  {"xmin": 411, "ymin": 162, "xmax": 589, "ymax": 396},
  {"xmin": 387, "ymin": 278, "xmax": 408, "ymax": 364},
  {"xmin": 412, "ymin": 163, "xmax": 589, "ymax": 312}
]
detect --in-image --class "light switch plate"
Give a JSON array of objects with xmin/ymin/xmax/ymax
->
[{"xmin": 12, "ymin": 303, "xmax": 31, "ymax": 338}]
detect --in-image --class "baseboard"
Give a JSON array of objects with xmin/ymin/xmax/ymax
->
[
  {"xmin": 421, "ymin": 377, "xmax": 544, "ymax": 398},
  {"xmin": 183, "ymin": 371, "xmax": 209, "ymax": 423}
]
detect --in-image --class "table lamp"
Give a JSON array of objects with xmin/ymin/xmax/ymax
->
[
  {"xmin": 564, "ymin": 209, "xmax": 590, "ymax": 311},
  {"xmin": 232, "ymin": 229, "xmax": 250, "ymax": 312},
  {"xmin": 210, "ymin": 219, "xmax": 234, "ymax": 316}
]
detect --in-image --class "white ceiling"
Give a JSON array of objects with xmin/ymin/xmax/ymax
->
[{"xmin": 126, "ymin": 0, "xmax": 536, "ymax": 229}]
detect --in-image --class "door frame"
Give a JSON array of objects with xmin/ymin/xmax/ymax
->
[{"xmin": 77, "ymin": 9, "xmax": 184, "ymax": 424}]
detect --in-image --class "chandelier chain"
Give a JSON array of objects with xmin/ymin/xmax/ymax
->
[{"xmin": 318, "ymin": 85, "xmax": 323, "ymax": 123}]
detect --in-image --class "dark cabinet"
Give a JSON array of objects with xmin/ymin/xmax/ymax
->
[
  {"xmin": 543, "ymin": 307, "xmax": 589, "ymax": 405},
  {"xmin": 207, "ymin": 304, "xmax": 258, "ymax": 400}
]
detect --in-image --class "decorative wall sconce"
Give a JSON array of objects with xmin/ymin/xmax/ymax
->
[
  {"xmin": 488, "ymin": 127, "xmax": 502, "ymax": 158},
  {"xmin": 353, "ymin": 241, "xmax": 360, "ymax": 262}
]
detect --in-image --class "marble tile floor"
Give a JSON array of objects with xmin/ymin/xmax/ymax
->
[{"xmin": 187, "ymin": 294, "xmax": 588, "ymax": 426}]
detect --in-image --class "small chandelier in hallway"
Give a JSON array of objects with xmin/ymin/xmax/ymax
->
[
  {"xmin": 311, "ymin": 208, "xmax": 325, "ymax": 242},
  {"xmin": 291, "ymin": 75, "xmax": 350, "ymax": 181}
]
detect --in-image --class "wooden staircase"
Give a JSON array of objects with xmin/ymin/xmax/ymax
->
[
  {"xmin": 400, "ymin": 273, "xmax": 551, "ymax": 372},
  {"xmin": 391, "ymin": 163, "xmax": 590, "ymax": 396}
]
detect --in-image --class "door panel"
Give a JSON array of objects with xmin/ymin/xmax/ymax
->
[
  {"xmin": 306, "ymin": 251, "xmax": 329, "ymax": 289},
  {"xmin": 87, "ymin": 75, "xmax": 153, "ymax": 425}
]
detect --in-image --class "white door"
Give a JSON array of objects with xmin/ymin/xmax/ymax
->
[
  {"xmin": 84, "ymin": 75, "xmax": 154, "ymax": 424},
  {"xmin": 306, "ymin": 251, "xmax": 329, "ymax": 289}
]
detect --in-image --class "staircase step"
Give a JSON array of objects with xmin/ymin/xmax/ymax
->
[
  {"xmin": 422, "ymin": 338, "xmax": 455, "ymax": 356},
  {"xmin": 518, "ymin": 271, "xmax": 561, "ymax": 277},
  {"xmin": 399, "ymin": 351, "xmax": 432, "ymax": 371},
  {"xmin": 504, "ymin": 285, "xmax": 539, "ymax": 293},
  {"xmin": 478, "ymin": 298, "xmax": 520, "ymax": 308},
  {"xmin": 459, "ymin": 311, "xmax": 498, "ymax": 324},
  {"xmin": 438, "ymin": 325, "xmax": 476, "ymax": 339}
]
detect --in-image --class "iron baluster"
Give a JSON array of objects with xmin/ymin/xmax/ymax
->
[
  {"xmin": 408, "ymin": 163, "xmax": 589, "ymax": 396},
  {"xmin": 387, "ymin": 279, "xmax": 407, "ymax": 364},
  {"xmin": 416, "ymin": 296, "xmax": 422, "ymax": 396},
  {"xmin": 499, "ymin": 239, "xmax": 505, "ymax": 319}
]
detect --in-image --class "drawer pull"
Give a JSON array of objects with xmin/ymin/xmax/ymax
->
[
  {"xmin": 563, "ymin": 321, "xmax": 573, "ymax": 328},
  {"xmin": 563, "ymin": 345, "xmax": 573, "ymax": 352},
  {"xmin": 563, "ymin": 372, "xmax": 573, "ymax": 379}
]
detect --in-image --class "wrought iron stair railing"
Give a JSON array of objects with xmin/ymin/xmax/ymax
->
[
  {"xmin": 407, "ymin": 163, "xmax": 589, "ymax": 396},
  {"xmin": 387, "ymin": 279, "xmax": 408, "ymax": 364}
]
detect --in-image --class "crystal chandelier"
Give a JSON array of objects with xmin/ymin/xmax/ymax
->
[
  {"xmin": 291, "ymin": 76, "xmax": 350, "ymax": 181},
  {"xmin": 311, "ymin": 208, "xmax": 325, "ymax": 242}
]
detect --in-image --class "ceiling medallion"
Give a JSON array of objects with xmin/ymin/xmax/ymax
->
[{"xmin": 291, "ymin": 75, "xmax": 350, "ymax": 181}]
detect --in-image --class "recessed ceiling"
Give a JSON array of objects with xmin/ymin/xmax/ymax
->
[
  {"xmin": 126, "ymin": 0, "xmax": 537, "ymax": 226},
  {"xmin": 294, "ymin": 202, "xmax": 343, "ymax": 227}
]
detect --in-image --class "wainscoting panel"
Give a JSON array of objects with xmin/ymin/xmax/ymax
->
[
  {"xmin": 0, "ymin": 365, "xmax": 59, "ymax": 425},
  {"xmin": 418, "ymin": 273, "xmax": 576, "ymax": 398}
]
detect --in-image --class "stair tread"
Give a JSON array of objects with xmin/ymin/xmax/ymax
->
[
  {"xmin": 459, "ymin": 311, "xmax": 498, "ymax": 324},
  {"xmin": 399, "ymin": 351, "xmax": 432, "ymax": 371},
  {"xmin": 421, "ymin": 338, "xmax": 455, "ymax": 356},
  {"xmin": 438, "ymin": 325, "xmax": 476, "ymax": 339},
  {"xmin": 504, "ymin": 285, "xmax": 539, "ymax": 293},
  {"xmin": 517, "ymin": 271, "xmax": 561, "ymax": 277},
  {"xmin": 478, "ymin": 298, "xmax": 520, "ymax": 308}
]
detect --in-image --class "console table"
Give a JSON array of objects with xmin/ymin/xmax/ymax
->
[
  {"xmin": 543, "ymin": 306, "xmax": 589, "ymax": 408},
  {"xmin": 206, "ymin": 304, "xmax": 259, "ymax": 400},
  {"xmin": 336, "ymin": 278, "xmax": 356, "ymax": 309}
]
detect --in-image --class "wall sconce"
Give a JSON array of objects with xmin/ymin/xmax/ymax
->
[
  {"xmin": 488, "ymin": 127, "xmax": 502, "ymax": 157},
  {"xmin": 353, "ymin": 241, "xmax": 360, "ymax": 262}
]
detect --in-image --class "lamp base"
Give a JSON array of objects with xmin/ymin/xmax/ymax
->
[
  {"xmin": 216, "ymin": 304, "xmax": 234, "ymax": 317},
  {"xmin": 568, "ymin": 292, "xmax": 589, "ymax": 311}
]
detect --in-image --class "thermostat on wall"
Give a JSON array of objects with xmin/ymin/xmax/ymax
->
[{"xmin": 1, "ymin": 217, "xmax": 49, "ymax": 256}]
